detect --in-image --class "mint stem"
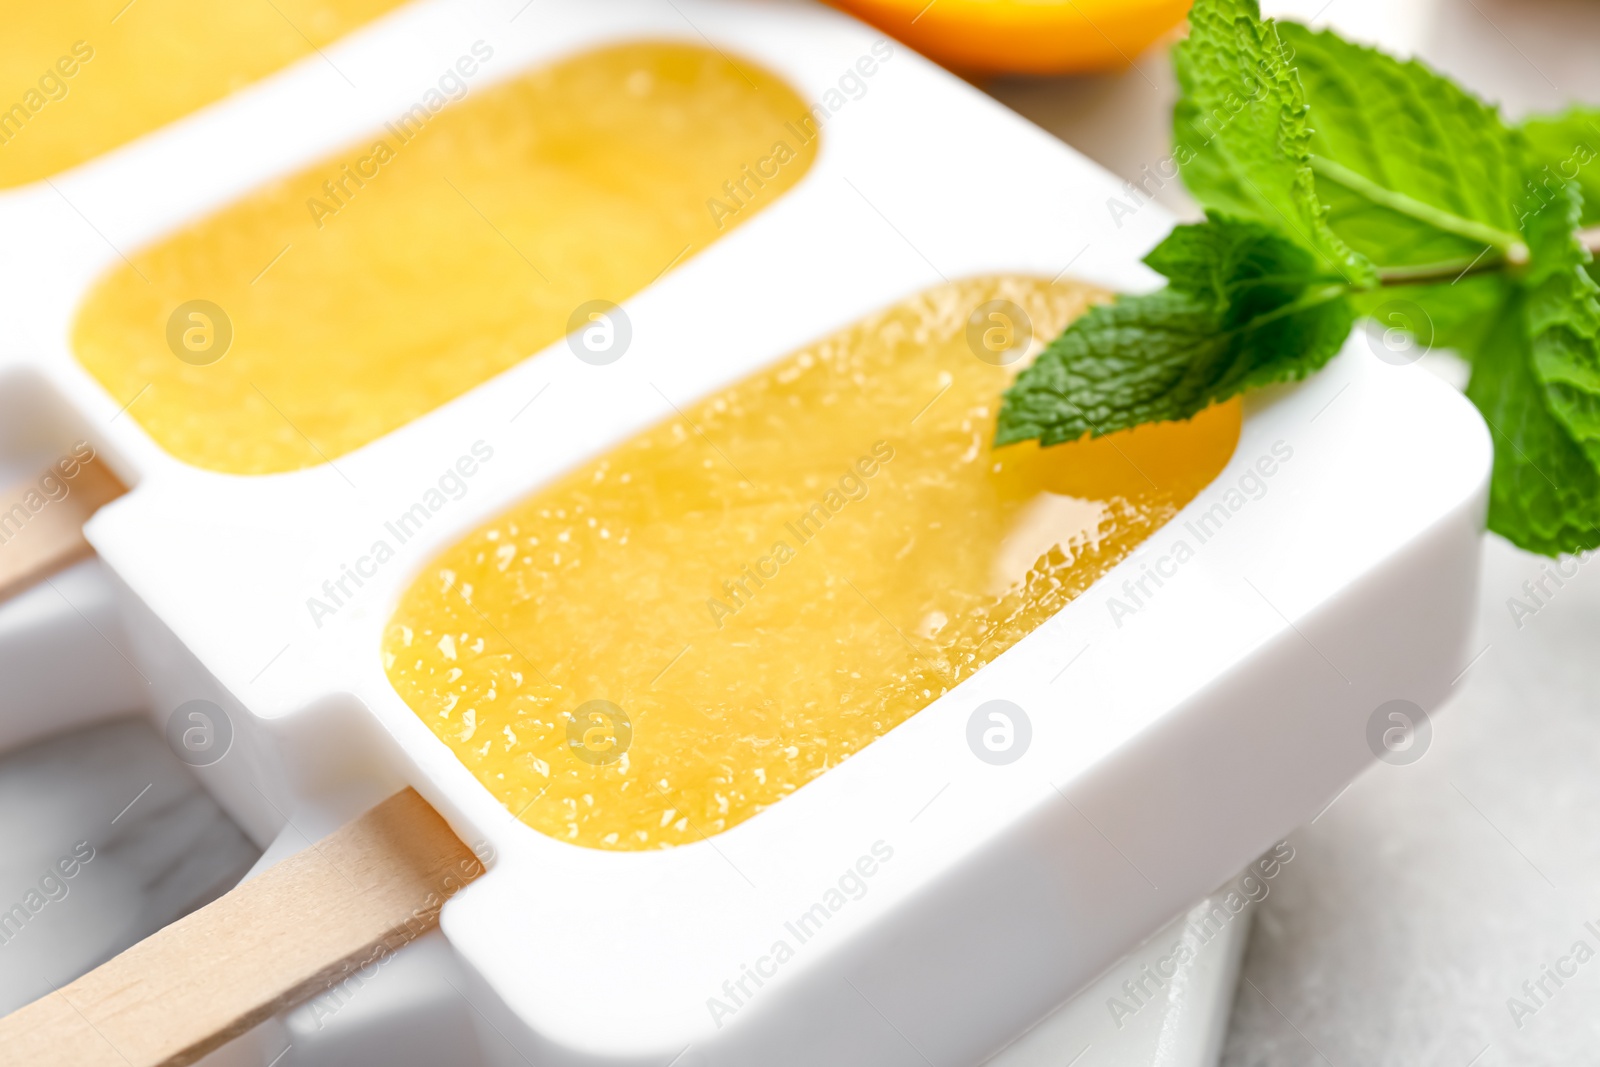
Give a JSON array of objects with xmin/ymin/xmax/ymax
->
[
  {"xmin": 1376, "ymin": 253, "xmax": 1507, "ymax": 287},
  {"xmin": 1374, "ymin": 227, "xmax": 1600, "ymax": 287}
]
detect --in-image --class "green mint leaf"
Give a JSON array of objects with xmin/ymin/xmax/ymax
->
[
  {"xmin": 995, "ymin": 216, "xmax": 1352, "ymax": 447},
  {"xmin": 1172, "ymin": 0, "xmax": 1372, "ymax": 285},
  {"xmin": 1467, "ymin": 285, "xmax": 1600, "ymax": 554},
  {"xmin": 1520, "ymin": 107, "xmax": 1600, "ymax": 228},
  {"xmin": 1520, "ymin": 107, "xmax": 1600, "ymax": 293},
  {"xmin": 1523, "ymin": 180, "xmax": 1600, "ymax": 468},
  {"xmin": 1452, "ymin": 182, "xmax": 1600, "ymax": 555},
  {"xmin": 1276, "ymin": 22, "xmax": 1527, "ymax": 269},
  {"xmin": 1349, "ymin": 277, "xmax": 1507, "ymax": 361}
]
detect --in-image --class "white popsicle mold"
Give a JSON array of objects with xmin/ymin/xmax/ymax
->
[{"xmin": 0, "ymin": 0, "xmax": 1490, "ymax": 1063}]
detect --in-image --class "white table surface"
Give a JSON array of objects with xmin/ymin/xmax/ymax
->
[{"xmin": 987, "ymin": 1, "xmax": 1600, "ymax": 1063}]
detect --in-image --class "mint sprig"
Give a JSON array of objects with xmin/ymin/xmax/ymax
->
[{"xmin": 996, "ymin": 0, "xmax": 1600, "ymax": 556}]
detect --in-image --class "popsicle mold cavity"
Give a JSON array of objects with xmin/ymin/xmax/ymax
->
[
  {"xmin": 0, "ymin": 0, "xmax": 409, "ymax": 188},
  {"xmin": 72, "ymin": 42, "xmax": 818, "ymax": 474},
  {"xmin": 383, "ymin": 277, "xmax": 1241, "ymax": 850}
]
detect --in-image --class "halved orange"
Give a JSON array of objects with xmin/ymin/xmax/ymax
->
[{"xmin": 828, "ymin": 0, "xmax": 1191, "ymax": 75}]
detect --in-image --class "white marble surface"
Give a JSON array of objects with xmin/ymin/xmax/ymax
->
[
  {"xmin": 1222, "ymin": 536, "xmax": 1600, "ymax": 1065},
  {"xmin": 989, "ymin": 2, "xmax": 1600, "ymax": 1063},
  {"xmin": 0, "ymin": 717, "xmax": 258, "ymax": 1016}
]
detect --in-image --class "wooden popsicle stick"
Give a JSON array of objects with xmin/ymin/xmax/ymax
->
[
  {"xmin": 0, "ymin": 788, "xmax": 484, "ymax": 1067},
  {"xmin": 0, "ymin": 455, "xmax": 126, "ymax": 603}
]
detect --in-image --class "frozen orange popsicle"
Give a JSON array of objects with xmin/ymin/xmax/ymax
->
[
  {"xmin": 0, "ymin": 0, "xmax": 409, "ymax": 188},
  {"xmin": 73, "ymin": 42, "xmax": 818, "ymax": 474},
  {"xmin": 382, "ymin": 277, "xmax": 1241, "ymax": 851}
]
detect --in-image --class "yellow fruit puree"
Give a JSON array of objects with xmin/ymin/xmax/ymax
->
[
  {"xmin": 383, "ymin": 277, "xmax": 1241, "ymax": 850},
  {"xmin": 73, "ymin": 41, "xmax": 817, "ymax": 473},
  {"xmin": 0, "ymin": 0, "xmax": 409, "ymax": 188}
]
